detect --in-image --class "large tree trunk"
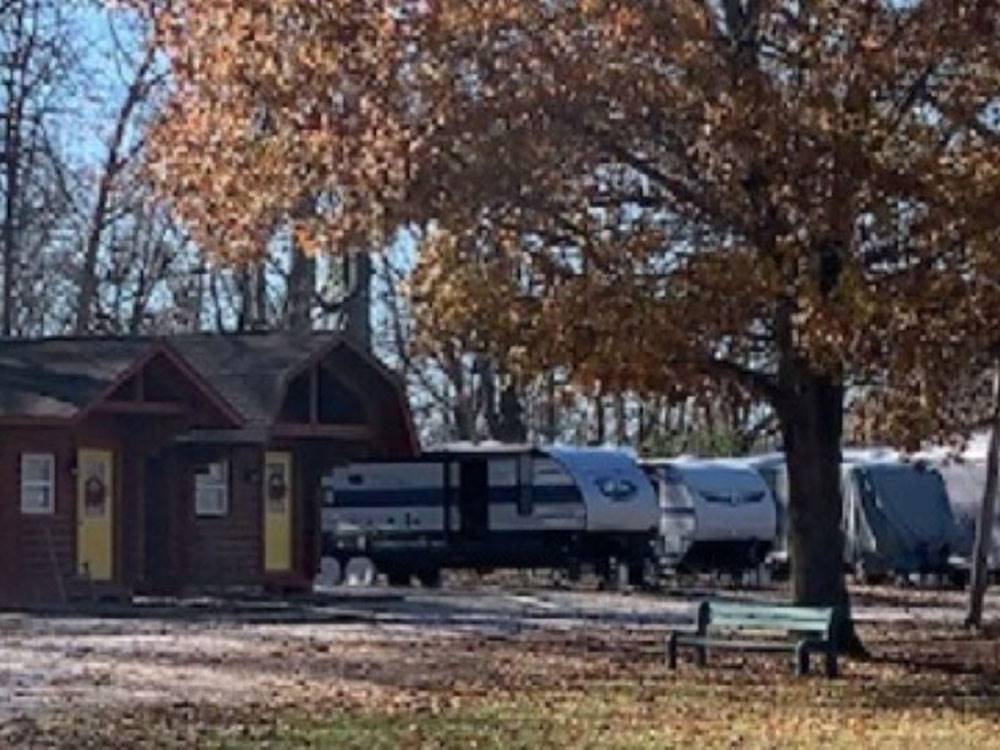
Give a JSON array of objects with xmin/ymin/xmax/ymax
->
[
  {"xmin": 777, "ymin": 356, "xmax": 863, "ymax": 654},
  {"xmin": 966, "ymin": 369, "xmax": 1000, "ymax": 628}
]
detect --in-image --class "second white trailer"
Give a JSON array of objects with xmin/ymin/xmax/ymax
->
[{"xmin": 642, "ymin": 457, "xmax": 778, "ymax": 573}]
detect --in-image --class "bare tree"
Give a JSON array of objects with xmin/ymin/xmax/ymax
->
[
  {"xmin": 0, "ymin": 0, "xmax": 74, "ymax": 336},
  {"xmin": 74, "ymin": 23, "xmax": 161, "ymax": 334}
]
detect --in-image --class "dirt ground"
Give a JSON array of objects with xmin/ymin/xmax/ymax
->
[{"xmin": 2, "ymin": 582, "xmax": 1000, "ymax": 747}]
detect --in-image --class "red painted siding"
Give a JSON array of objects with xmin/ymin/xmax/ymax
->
[{"xmin": 181, "ymin": 445, "xmax": 266, "ymax": 587}]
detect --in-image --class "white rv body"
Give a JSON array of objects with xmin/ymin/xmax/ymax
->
[
  {"xmin": 321, "ymin": 444, "xmax": 659, "ymax": 582},
  {"xmin": 642, "ymin": 457, "xmax": 778, "ymax": 572}
]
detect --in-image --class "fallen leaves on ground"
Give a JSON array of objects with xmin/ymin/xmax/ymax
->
[{"xmin": 1, "ymin": 616, "xmax": 998, "ymax": 748}]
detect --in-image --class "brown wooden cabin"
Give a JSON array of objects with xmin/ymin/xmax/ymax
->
[{"xmin": 0, "ymin": 332, "xmax": 417, "ymax": 606}]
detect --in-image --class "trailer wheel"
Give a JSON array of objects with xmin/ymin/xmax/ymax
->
[
  {"xmin": 386, "ymin": 570, "xmax": 412, "ymax": 587},
  {"xmin": 948, "ymin": 568, "xmax": 970, "ymax": 590},
  {"xmin": 316, "ymin": 556, "xmax": 343, "ymax": 588},
  {"xmin": 627, "ymin": 559, "xmax": 648, "ymax": 588},
  {"xmin": 853, "ymin": 559, "xmax": 886, "ymax": 586},
  {"xmin": 417, "ymin": 568, "xmax": 442, "ymax": 588},
  {"xmin": 565, "ymin": 561, "xmax": 583, "ymax": 583},
  {"xmin": 344, "ymin": 557, "xmax": 377, "ymax": 587},
  {"xmin": 768, "ymin": 561, "xmax": 790, "ymax": 581}
]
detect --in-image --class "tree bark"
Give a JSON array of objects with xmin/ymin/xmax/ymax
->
[
  {"xmin": 777, "ymin": 354, "xmax": 864, "ymax": 654},
  {"xmin": 75, "ymin": 45, "xmax": 156, "ymax": 335},
  {"xmin": 286, "ymin": 241, "xmax": 315, "ymax": 332},
  {"xmin": 544, "ymin": 372, "xmax": 558, "ymax": 443},
  {"xmin": 342, "ymin": 251, "xmax": 371, "ymax": 349},
  {"xmin": 614, "ymin": 393, "xmax": 628, "ymax": 445},
  {"xmin": 2, "ymin": 43, "xmax": 22, "ymax": 338},
  {"xmin": 254, "ymin": 260, "xmax": 268, "ymax": 327},
  {"xmin": 496, "ymin": 381, "xmax": 527, "ymax": 443},
  {"xmin": 966, "ymin": 368, "xmax": 1000, "ymax": 628},
  {"xmin": 594, "ymin": 394, "xmax": 606, "ymax": 445}
]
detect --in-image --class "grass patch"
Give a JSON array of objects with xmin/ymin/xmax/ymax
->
[{"xmin": 215, "ymin": 674, "xmax": 1000, "ymax": 750}]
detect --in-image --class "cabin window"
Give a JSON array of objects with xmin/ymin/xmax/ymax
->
[
  {"xmin": 195, "ymin": 461, "xmax": 229, "ymax": 517},
  {"xmin": 517, "ymin": 455, "xmax": 534, "ymax": 516},
  {"xmin": 280, "ymin": 373, "xmax": 312, "ymax": 423},
  {"xmin": 318, "ymin": 368, "xmax": 366, "ymax": 424},
  {"xmin": 21, "ymin": 453, "xmax": 55, "ymax": 514}
]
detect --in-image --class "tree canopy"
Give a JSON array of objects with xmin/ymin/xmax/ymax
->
[{"xmin": 141, "ymin": 0, "xmax": 1000, "ymax": 639}]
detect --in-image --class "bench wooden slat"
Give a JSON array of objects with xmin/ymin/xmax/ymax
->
[
  {"xmin": 709, "ymin": 604, "xmax": 833, "ymax": 622},
  {"xmin": 708, "ymin": 617, "xmax": 830, "ymax": 635},
  {"xmin": 673, "ymin": 636, "xmax": 806, "ymax": 652}
]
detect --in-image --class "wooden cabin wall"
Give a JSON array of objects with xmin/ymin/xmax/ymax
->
[
  {"xmin": 0, "ymin": 427, "xmax": 77, "ymax": 604},
  {"xmin": 74, "ymin": 416, "xmax": 178, "ymax": 595},
  {"xmin": 181, "ymin": 444, "xmax": 265, "ymax": 587},
  {"xmin": 0, "ymin": 416, "xmax": 201, "ymax": 605},
  {"xmin": 0, "ymin": 454, "xmax": 13, "ymax": 603}
]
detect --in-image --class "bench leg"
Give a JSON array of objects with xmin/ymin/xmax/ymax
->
[
  {"xmin": 667, "ymin": 633, "xmax": 678, "ymax": 669},
  {"xmin": 795, "ymin": 642, "xmax": 810, "ymax": 676}
]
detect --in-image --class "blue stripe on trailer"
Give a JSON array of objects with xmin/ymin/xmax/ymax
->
[
  {"xmin": 332, "ymin": 485, "xmax": 583, "ymax": 508},
  {"xmin": 333, "ymin": 488, "xmax": 444, "ymax": 507}
]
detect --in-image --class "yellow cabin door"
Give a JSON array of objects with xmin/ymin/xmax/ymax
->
[
  {"xmin": 263, "ymin": 452, "xmax": 293, "ymax": 573},
  {"xmin": 77, "ymin": 449, "xmax": 114, "ymax": 581}
]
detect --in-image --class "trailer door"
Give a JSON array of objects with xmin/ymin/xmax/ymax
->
[{"xmin": 459, "ymin": 459, "xmax": 489, "ymax": 539}]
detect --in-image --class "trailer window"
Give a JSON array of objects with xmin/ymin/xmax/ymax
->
[
  {"xmin": 700, "ymin": 490, "xmax": 765, "ymax": 505},
  {"xmin": 195, "ymin": 461, "xmax": 229, "ymax": 517},
  {"xmin": 517, "ymin": 455, "xmax": 534, "ymax": 516},
  {"xmin": 21, "ymin": 453, "xmax": 55, "ymax": 514}
]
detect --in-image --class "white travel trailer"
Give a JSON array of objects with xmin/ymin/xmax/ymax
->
[
  {"xmin": 642, "ymin": 458, "xmax": 778, "ymax": 573},
  {"xmin": 320, "ymin": 444, "xmax": 661, "ymax": 586},
  {"xmin": 749, "ymin": 450, "xmax": 961, "ymax": 580}
]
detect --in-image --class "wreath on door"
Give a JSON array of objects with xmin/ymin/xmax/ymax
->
[
  {"xmin": 267, "ymin": 469, "xmax": 287, "ymax": 510},
  {"xmin": 84, "ymin": 475, "xmax": 106, "ymax": 515}
]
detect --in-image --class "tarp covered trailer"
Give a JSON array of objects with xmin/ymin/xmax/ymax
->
[
  {"xmin": 642, "ymin": 458, "xmax": 778, "ymax": 573},
  {"xmin": 320, "ymin": 444, "xmax": 661, "ymax": 585},
  {"xmin": 748, "ymin": 452, "xmax": 962, "ymax": 579}
]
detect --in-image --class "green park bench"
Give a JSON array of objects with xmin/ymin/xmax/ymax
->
[{"xmin": 666, "ymin": 600, "xmax": 838, "ymax": 678}]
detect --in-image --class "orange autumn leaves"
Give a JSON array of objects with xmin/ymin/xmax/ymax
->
[{"xmin": 139, "ymin": 0, "xmax": 1000, "ymax": 442}]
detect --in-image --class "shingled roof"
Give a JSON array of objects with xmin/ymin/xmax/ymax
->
[
  {"xmin": 0, "ymin": 332, "xmax": 398, "ymax": 427},
  {"xmin": 0, "ymin": 338, "xmax": 153, "ymax": 419},
  {"xmin": 170, "ymin": 333, "xmax": 340, "ymax": 428}
]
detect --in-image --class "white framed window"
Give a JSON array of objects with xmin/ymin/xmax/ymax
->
[
  {"xmin": 195, "ymin": 461, "xmax": 229, "ymax": 517},
  {"xmin": 21, "ymin": 453, "xmax": 55, "ymax": 514}
]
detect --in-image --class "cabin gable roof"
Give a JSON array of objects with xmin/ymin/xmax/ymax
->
[
  {"xmin": 0, "ymin": 338, "xmax": 152, "ymax": 420},
  {"xmin": 0, "ymin": 333, "xmax": 416, "ymax": 456},
  {"xmin": 169, "ymin": 333, "xmax": 341, "ymax": 428}
]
